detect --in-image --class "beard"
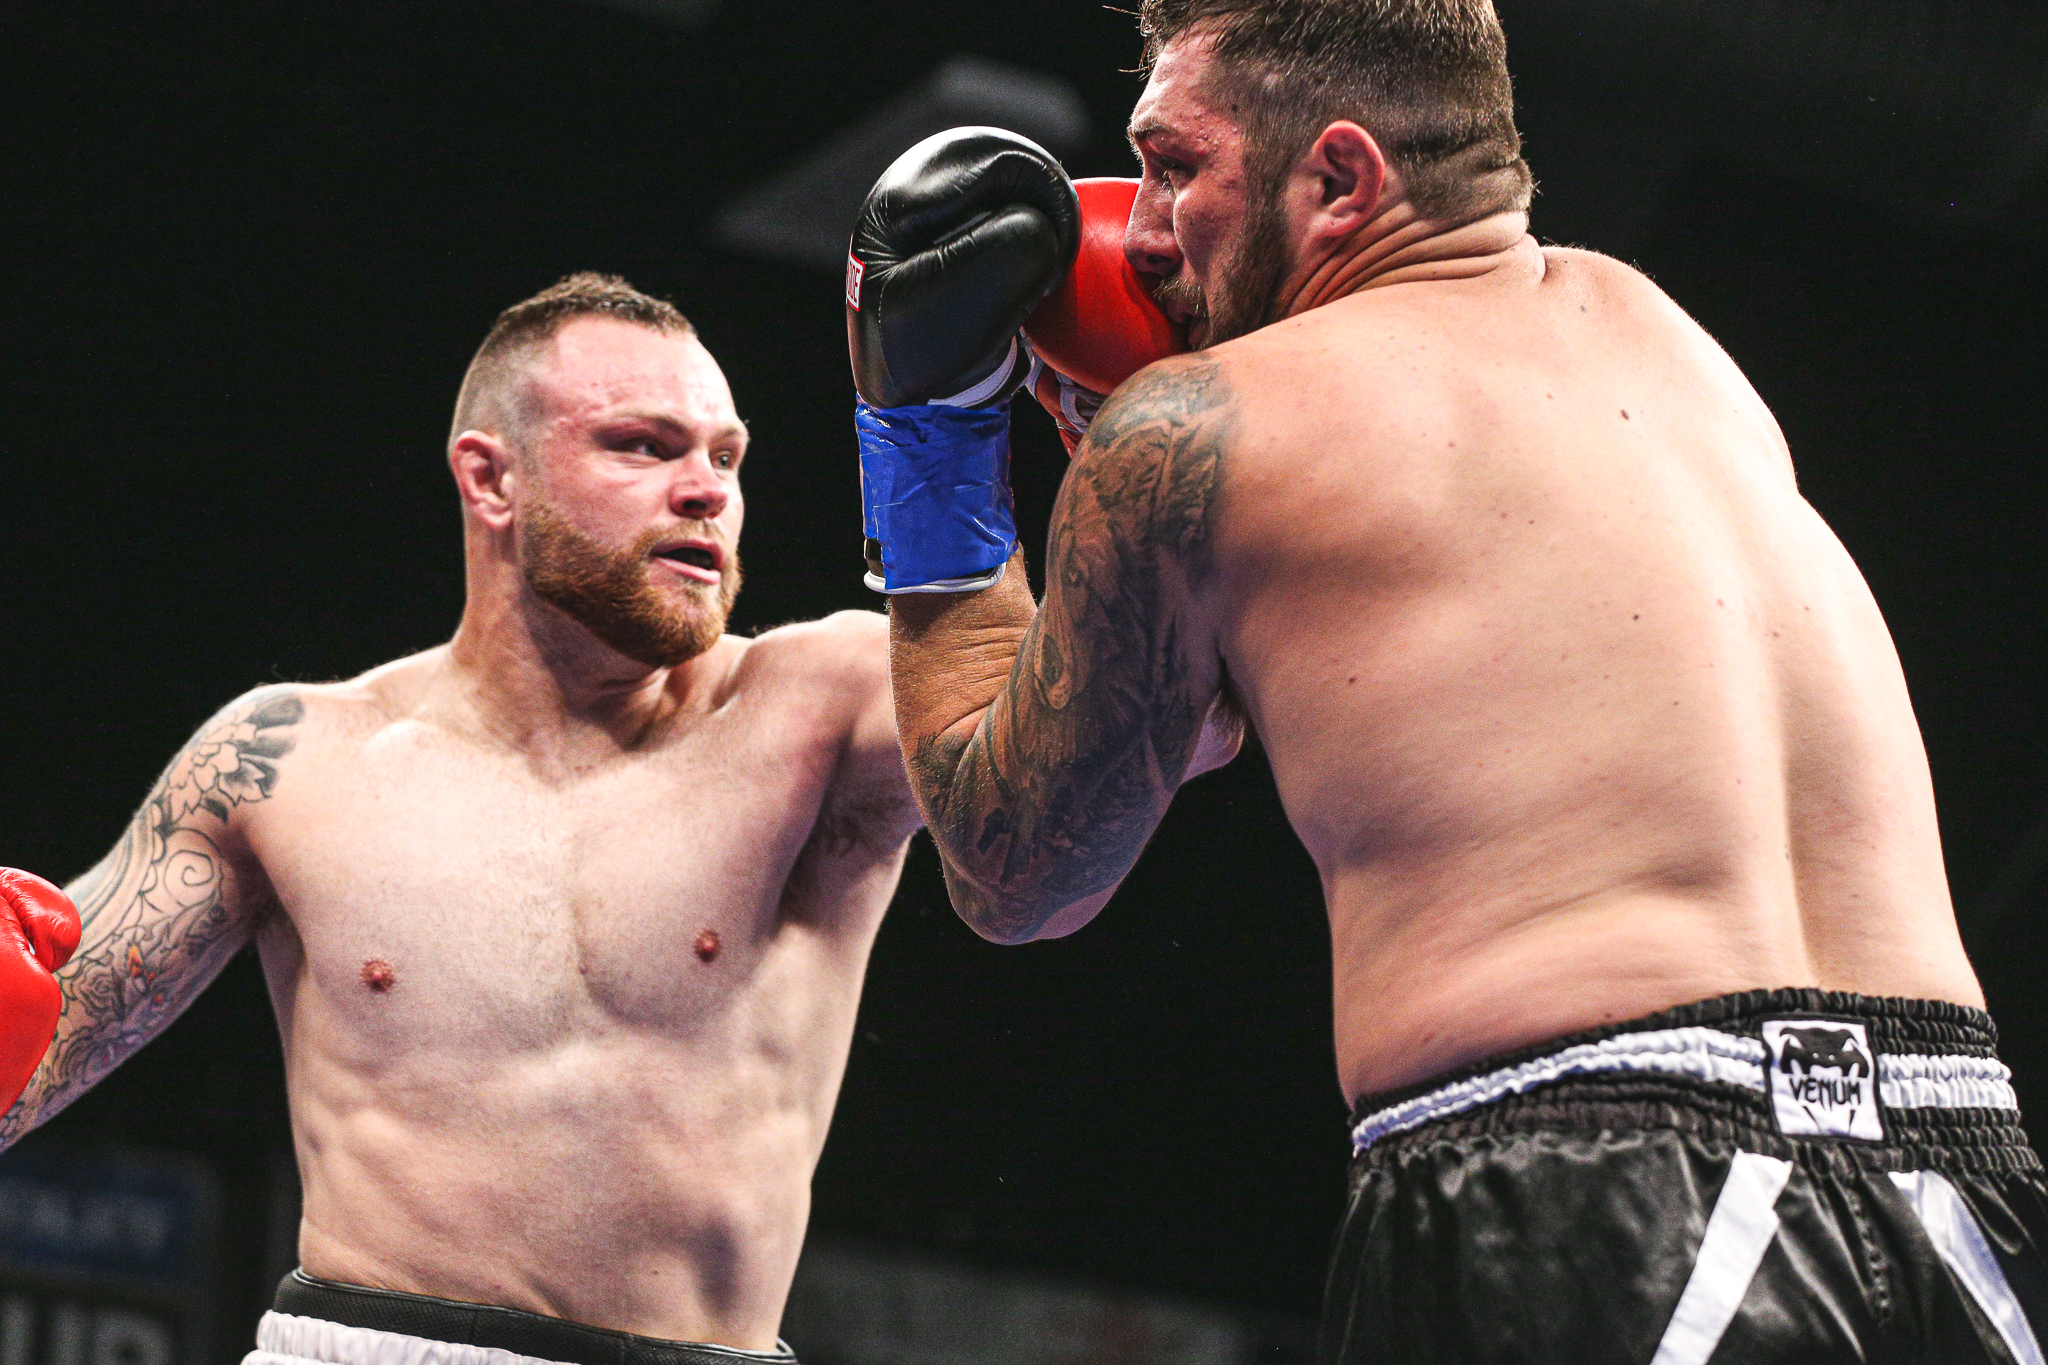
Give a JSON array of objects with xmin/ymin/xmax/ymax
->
[
  {"xmin": 1152, "ymin": 171, "xmax": 1298, "ymax": 349},
  {"xmin": 519, "ymin": 495, "xmax": 742, "ymax": 668}
]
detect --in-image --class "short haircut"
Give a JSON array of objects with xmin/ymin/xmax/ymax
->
[
  {"xmin": 1137, "ymin": 0, "xmax": 1533, "ymax": 224},
  {"xmin": 449, "ymin": 272, "xmax": 695, "ymax": 449}
]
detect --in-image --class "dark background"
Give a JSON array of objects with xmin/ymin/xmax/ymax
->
[{"xmin": 4, "ymin": 0, "xmax": 2045, "ymax": 1346}]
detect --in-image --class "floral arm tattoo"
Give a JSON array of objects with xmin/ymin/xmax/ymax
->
[
  {"xmin": 0, "ymin": 689, "xmax": 303, "ymax": 1145},
  {"xmin": 909, "ymin": 358, "xmax": 1232, "ymax": 940}
]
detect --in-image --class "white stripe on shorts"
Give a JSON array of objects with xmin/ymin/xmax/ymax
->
[
  {"xmin": 244, "ymin": 1313, "xmax": 796, "ymax": 1365},
  {"xmin": 1648, "ymin": 1151, "xmax": 1794, "ymax": 1365},
  {"xmin": 1351, "ymin": 1028, "xmax": 2018, "ymax": 1152},
  {"xmin": 1890, "ymin": 1171, "xmax": 2046, "ymax": 1365}
]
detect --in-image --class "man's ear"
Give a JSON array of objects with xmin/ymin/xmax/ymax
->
[
  {"xmin": 450, "ymin": 430, "xmax": 519, "ymax": 531},
  {"xmin": 1304, "ymin": 120, "xmax": 1388, "ymax": 227}
]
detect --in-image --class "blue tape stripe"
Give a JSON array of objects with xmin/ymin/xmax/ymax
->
[{"xmin": 857, "ymin": 400, "xmax": 1016, "ymax": 593}]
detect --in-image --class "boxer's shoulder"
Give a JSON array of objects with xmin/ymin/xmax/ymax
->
[
  {"xmin": 725, "ymin": 612, "xmax": 889, "ymax": 700},
  {"xmin": 245, "ymin": 649, "xmax": 445, "ymax": 747},
  {"xmin": 713, "ymin": 613, "xmax": 894, "ymax": 743},
  {"xmin": 1536, "ymin": 242, "xmax": 1641, "ymax": 280},
  {"xmin": 725, "ymin": 612, "xmax": 917, "ymax": 844},
  {"xmin": 1536, "ymin": 245, "xmax": 1731, "ymax": 353},
  {"xmin": 170, "ymin": 652, "xmax": 464, "ymax": 798},
  {"xmin": 1061, "ymin": 353, "xmax": 1238, "ymax": 570},
  {"xmin": 1071, "ymin": 352, "xmax": 1237, "ymax": 480},
  {"xmin": 131, "ymin": 681, "xmax": 319, "ymax": 853}
]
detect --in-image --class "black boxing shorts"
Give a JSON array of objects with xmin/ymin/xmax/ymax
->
[
  {"xmin": 246, "ymin": 1270, "xmax": 799, "ymax": 1365},
  {"xmin": 1321, "ymin": 988, "xmax": 2048, "ymax": 1364}
]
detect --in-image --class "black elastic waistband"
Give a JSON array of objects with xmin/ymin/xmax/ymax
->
[
  {"xmin": 272, "ymin": 1271, "xmax": 797, "ymax": 1365},
  {"xmin": 1346, "ymin": 987, "xmax": 2033, "ymax": 1173}
]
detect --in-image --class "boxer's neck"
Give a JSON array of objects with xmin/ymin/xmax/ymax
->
[
  {"xmin": 444, "ymin": 565, "xmax": 704, "ymax": 760},
  {"xmin": 1280, "ymin": 205, "xmax": 1534, "ymax": 321}
]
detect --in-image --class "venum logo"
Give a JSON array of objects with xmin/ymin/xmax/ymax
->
[
  {"xmin": 1763, "ymin": 1019, "xmax": 1884, "ymax": 1141},
  {"xmin": 1778, "ymin": 1027, "xmax": 1872, "ymax": 1076}
]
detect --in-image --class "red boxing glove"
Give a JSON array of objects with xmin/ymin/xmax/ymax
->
[
  {"xmin": 0, "ymin": 869, "xmax": 81, "ymax": 1114},
  {"xmin": 1024, "ymin": 178, "xmax": 1186, "ymax": 395},
  {"xmin": 1023, "ymin": 178, "xmax": 1188, "ymax": 454},
  {"xmin": 1027, "ymin": 364, "xmax": 1109, "ymax": 456}
]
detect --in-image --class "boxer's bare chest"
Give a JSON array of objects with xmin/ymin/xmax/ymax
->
[{"xmin": 246, "ymin": 687, "xmax": 847, "ymax": 1040}]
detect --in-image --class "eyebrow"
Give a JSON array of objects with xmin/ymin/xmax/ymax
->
[
  {"xmin": 606, "ymin": 409, "xmax": 753, "ymax": 435},
  {"xmin": 604, "ymin": 411, "xmax": 750, "ymax": 444}
]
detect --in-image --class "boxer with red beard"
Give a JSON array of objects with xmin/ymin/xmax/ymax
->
[{"xmin": 1, "ymin": 274, "xmax": 919, "ymax": 1365}]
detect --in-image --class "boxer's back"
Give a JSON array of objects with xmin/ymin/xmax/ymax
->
[{"xmin": 1203, "ymin": 242, "xmax": 1980, "ymax": 1098}]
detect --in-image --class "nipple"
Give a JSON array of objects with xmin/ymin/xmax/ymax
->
[
  {"xmin": 360, "ymin": 959, "xmax": 397, "ymax": 993},
  {"xmin": 694, "ymin": 930, "xmax": 722, "ymax": 964}
]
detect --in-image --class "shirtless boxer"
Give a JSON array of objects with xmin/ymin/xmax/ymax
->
[
  {"xmin": 844, "ymin": 2, "xmax": 2048, "ymax": 1361},
  {"xmin": 0, "ymin": 273, "xmax": 920, "ymax": 1365}
]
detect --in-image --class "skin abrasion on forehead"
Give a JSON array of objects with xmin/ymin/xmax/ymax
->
[{"xmin": 1132, "ymin": 35, "xmax": 1300, "ymax": 348}]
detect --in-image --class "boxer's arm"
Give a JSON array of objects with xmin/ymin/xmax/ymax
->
[
  {"xmin": 823, "ymin": 611, "xmax": 926, "ymax": 850},
  {"xmin": 0, "ymin": 687, "xmax": 303, "ymax": 1147},
  {"xmin": 891, "ymin": 355, "xmax": 1235, "ymax": 942}
]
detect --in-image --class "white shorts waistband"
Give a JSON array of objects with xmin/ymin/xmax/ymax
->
[
  {"xmin": 1351, "ymin": 1025, "xmax": 2016, "ymax": 1153},
  {"xmin": 245, "ymin": 1313, "xmax": 796, "ymax": 1365},
  {"xmin": 248, "ymin": 1312, "xmax": 573, "ymax": 1365}
]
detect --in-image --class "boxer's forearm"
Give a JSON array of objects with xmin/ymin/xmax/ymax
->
[
  {"xmin": 887, "ymin": 554, "xmax": 1052, "ymax": 937},
  {"xmin": 889, "ymin": 541, "xmax": 1204, "ymax": 943},
  {"xmin": 887, "ymin": 359, "xmax": 1233, "ymax": 941},
  {"xmin": 888, "ymin": 550, "xmax": 1037, "ymax": 744}
]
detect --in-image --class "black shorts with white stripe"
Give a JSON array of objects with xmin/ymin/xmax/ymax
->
[{"xmin": 1321, "ymin": 988, "xmax": 2048, "ymax": 1365}]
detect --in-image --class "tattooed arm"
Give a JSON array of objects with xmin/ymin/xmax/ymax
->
[
  {"xmin": 0, "ymin": 687, "xmax": 304, "ymax": 1147},
  {"xmin": 890, "ymin": 356, "xmax": 1240, "ymax": 943}
]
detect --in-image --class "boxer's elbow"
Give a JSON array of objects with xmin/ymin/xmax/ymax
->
[
  {"xmin": 934, "ymin": 857, "xmax": 1034, "ymax": 944},
  {"xmin": 913, "ymin": 741, "xmax": 1120, "ymax": 942},
  {"xmin": 937, "ymin": 857, "xmax": 1106, "ymax": 945},
  {"xmin": 962, "ymin": 909, "xmax": 1049, "ymax": 946}
]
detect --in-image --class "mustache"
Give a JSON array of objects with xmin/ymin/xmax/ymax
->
[
  {"xmin": 633, "ymin": 518, "xmax": 733, "ymax": 562},
  {"xmin": 1150, "ymin": 273, "xmax": 1209, "ymax": 321}
]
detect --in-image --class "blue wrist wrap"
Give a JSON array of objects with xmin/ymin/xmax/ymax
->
[{"xmin": 856, "ymin": 399, "xmax": 1016, "ymax": 593}]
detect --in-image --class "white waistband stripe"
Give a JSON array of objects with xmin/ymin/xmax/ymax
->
[
  {"xmin": 245, "ymin": 1313, "xmax": 796, "ymax": 1365},
  {"xmin": 1352, "ymin": 1028, "xmax": 1767, "ymax": 1151},
  {"xmin": 1878, "ymin": 1052, "xmax": 2018, "ymax": 1112},
  {"xmin": 1352, "ymin": 1027, "xmax": 2017, "ymax": 1152},
  {"xmin": 248, "ymin": 1314, "xmax": 575, "ymax": 1365}
]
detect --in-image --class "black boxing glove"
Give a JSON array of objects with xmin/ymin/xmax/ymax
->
[
  {"xmin": 848, "ymin": 128, "xmax": 1079, "ymax": 593},
  {"xmin": 848, "ymin": 127, "xmax": 1080, "ymax": 408}
]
